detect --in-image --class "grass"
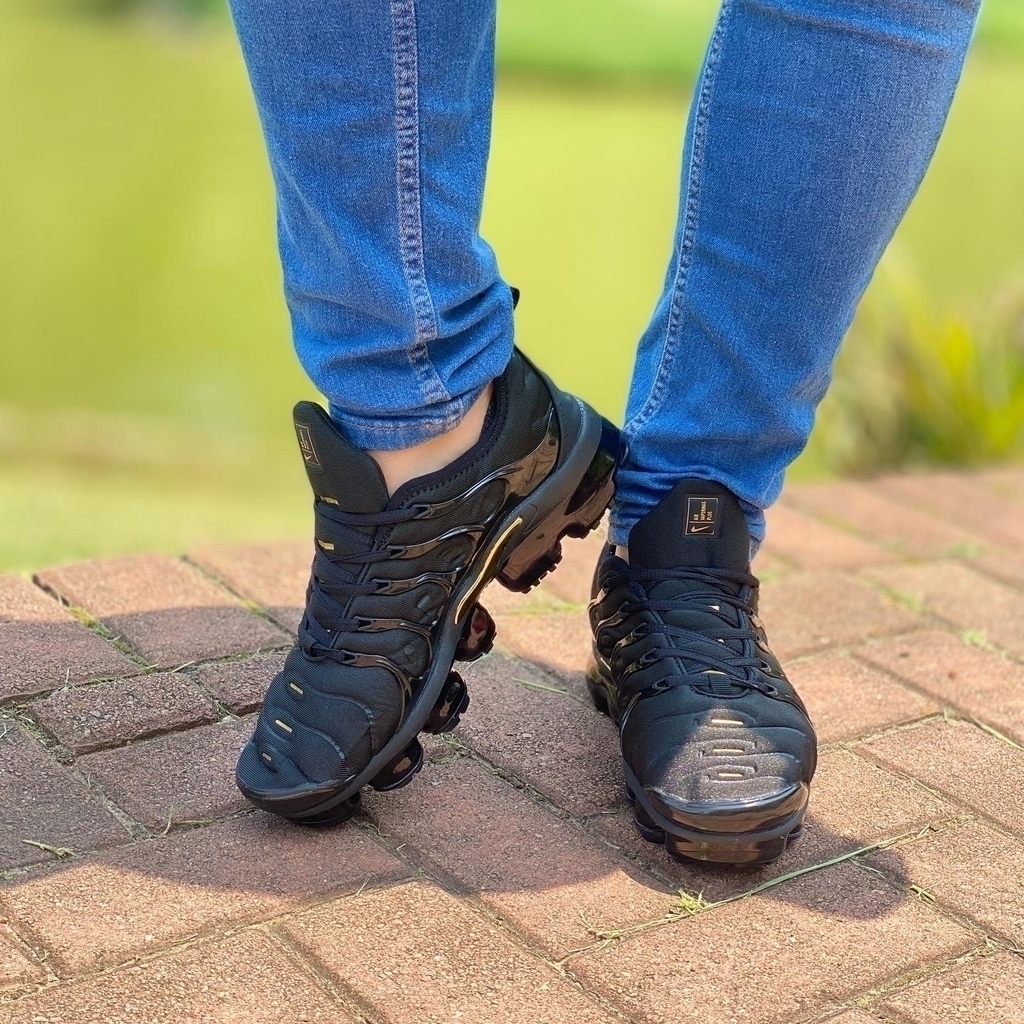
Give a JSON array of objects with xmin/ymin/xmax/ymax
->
[{"xmin": 1, "ymin": 8, "xmax": 1023, "ymax": 570}]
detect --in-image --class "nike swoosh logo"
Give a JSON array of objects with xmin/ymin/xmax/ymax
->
[
  {"xmin": 689, "ymin": 525, "xmax": 714, "ymax": 533},
  {"xmin": 303, "ymin": 452, "xmax": 316, "ymax": 461}
]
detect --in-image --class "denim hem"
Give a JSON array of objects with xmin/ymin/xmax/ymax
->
[{"xmin": 327, "ymin": 382, "xmax": 486, "ymax": 450}]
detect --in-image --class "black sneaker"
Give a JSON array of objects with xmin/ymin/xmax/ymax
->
[
  {"xmin": 237, "ymin": 349, "xmax": 618, "ymax": 824},
  {"xmin": 588, "ymin": 480, "xmax": 816, "ymax": 864}
]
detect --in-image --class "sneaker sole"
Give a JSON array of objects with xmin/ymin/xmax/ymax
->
[
  {"xmin": 586, "ymin": 662, "xmax": 807, "ymax": 865},
  {"xmin": 247, "ymin": 404, "xmax": 619, "ymax": 826}
]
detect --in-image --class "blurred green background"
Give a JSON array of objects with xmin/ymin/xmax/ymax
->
[{"xmin": 2, "ymin": 0, "xmax": 1023, "ymax": 571}]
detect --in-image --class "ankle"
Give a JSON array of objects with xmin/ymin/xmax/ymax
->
[{"xmin": 368, "ymin": 384, "xmax": 493, "ymax": 496}]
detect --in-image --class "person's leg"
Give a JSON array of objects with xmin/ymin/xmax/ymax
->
[
  {"xmin": 611, "ymin": 0, "xmax": 981, "ymax": 551},
  {"xmin": 227, "ymin": 0, "xmax": 510, "ymax": 454},
  {"xmin": 591, "ymin": 0, "xmax": 980, "ymax": 866},
  {"xmin": 226, "ymin": 0, "xmax": 619, "ymax": 821}
]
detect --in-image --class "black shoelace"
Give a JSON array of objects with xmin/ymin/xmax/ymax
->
[
  {"xmin": 299, "ymin": 500, "xmax": 482, "ymax": 689},
  {"xmin": 611, "ymin": 565, "xmax": 788, "ymax": 701}
]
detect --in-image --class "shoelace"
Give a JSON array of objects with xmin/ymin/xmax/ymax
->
[
  {"xmin": 611, "ymin": 565, "xmax": 787, "ymax": 701},
  {"xmin": 299, "ymin": 500, "xmax": 482, "ymax": 684}
]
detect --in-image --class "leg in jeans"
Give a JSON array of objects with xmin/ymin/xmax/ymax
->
[
  {"xmin": 227, "ymin": 0, "xmax": 510, "ymax": 451},
  {"xmin": 590, "ymin": 0, "xmax": 980, "ymax": 866},
  {"xmin": 226, "ymin": 0, "xmax": 618, "ymax": 821},
  {"xmin": 611, "ymin": 0, "xmax": 981, "ymax": 550}
]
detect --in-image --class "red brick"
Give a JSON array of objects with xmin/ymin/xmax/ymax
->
[
  {"xmin": 588, "ymin": 747, "xmax": 953, "ymax": 902},
  {"xmin": 363, "ymin": 753, "xmax": 673, "ymax": 958},
  {"xmin": 881, "ymin": 950, "xmax": 1024, "ymax": 1023},
  {"xmin": 869, "ymin": 820, "xmax": 1024, "ymax": 948},
  {"xmin": 977, "ymin": 467, "xmax": 1024, "ymax": 506},
  {"xmin": 78, "ymin": 716, "xmax": 254, "ymax": 829},
  {"xmin": 0, "ymin": 725, "xmax": 124, "ymax": 869},
  {"xmin": 194, "ymin": 651, "xmax": 287, "ymax": 714},
  {"xmin": 758, "ymin": 571, "xmax": 922, "ymax": 661},
  {"xmin": 492, "ymin": 609, "xmax": 592, "ymax": 697},
  {"xmin": 188, "ymin": 541, "xmax": 311, "ymax": 632},
  {"xmin": 0, "ymin": 575, "xmax": 135, "ymax": 704},
  {"xmin": 876, "ymin": 471, "xmax": 1024, "ymax": 553},
  {"xmin": 970, "ymin": 546, "xmax": 1024, "ymax": 590},
  {"xmin": 0, "ymin": 924, "xmax": 45, "ymax": 993},
  {"xmin": 1, "ymin": 930, "xmax": 354, "ymax": 1023},
  {"xmin": 860, "ymin": 719, "xmax": 1024, "ymax": 837},
  {"xmin": 458, "ymin": 653, "xmax": 622, "ymax": 816},
  {"xmin": 752, "ymin": 550, "xmax": 793, "ymax": 578},
  {"xmin": 762, "ymin": 504, "xmax": 896, "ymax": 571},
  {"xmin": 784, "ymin": 480, "xmax": 976, "ymax": 559},
  {"xmin": 36, "ymin": 554, "xmax": 287, "ymax": 669},
  {"xmin": 569, "ymin": 862, "xmax": 977, "ymax": 1024},
  {"xmin": 281, "ymin": 880, "xmax": 618, "ymax": 1024},
  {"xmin": 479, "ymin": 577, "xmax": 561, "ymax": 615},
  {"xmin": 820, "ymin": 1013, "xmax": 888, "ymax": 1024},
  {"xmin": 28, "ymin": 672, "xmax": 216, "ymax": 754},
  {"xmin": 867, "ymin": 563, "xmax": 1024, "ymax": 660},
  {"xmin": 857, "ymin": 630, "xmax": 1024, "ymax": 744},
  {"xmin": 788, "ymin": 650, "xmax": 937, "ymax": 743},
  {"xmin": 0, "ymin": 813, "xmax": 407, "ymax": 974}
]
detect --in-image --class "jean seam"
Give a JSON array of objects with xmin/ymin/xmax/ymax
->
[
  {"xmin": 390, "ymin": 0, "xmax": 453, "ymax": 418},
  {"xmin": 622, "ymin": 0, "xmax": 733, "ymax": 438}
]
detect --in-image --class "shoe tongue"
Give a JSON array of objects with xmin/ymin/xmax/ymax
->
[
  {"xmin": 628, "ymin": 479, "xmax": 750, "ymax": 572},
  {"xmin": 292, "ymin": 401, "xmax": 389, "ymax": 514}
]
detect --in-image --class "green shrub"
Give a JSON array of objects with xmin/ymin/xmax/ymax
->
[{"xmin": 812, "ymin": 269, "xmax": 1024, "ymax": 474}]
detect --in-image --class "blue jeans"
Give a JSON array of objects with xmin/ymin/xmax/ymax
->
[{"xmin": 228, "ymin": 0, "xmax": 978, "ymax": 548}]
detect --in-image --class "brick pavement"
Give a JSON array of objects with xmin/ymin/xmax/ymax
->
[{"xmin": 2, "ymin": 468, "xmax": 1024, "ymax": 1022}]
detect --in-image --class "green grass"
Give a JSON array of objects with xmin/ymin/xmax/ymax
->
[{"xmin": 1, "ymin": 8, "xmax": 1023, "ymax": 570}]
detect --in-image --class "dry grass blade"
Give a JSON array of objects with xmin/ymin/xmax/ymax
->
[{"xmin": 21, "ymin": 839, "xmax": 75, "ymax": 859}]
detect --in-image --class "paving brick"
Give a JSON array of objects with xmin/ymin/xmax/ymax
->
[
  {"xmin": 1, "ymin": 929, "xmax": 353, "ymax": 1023},
  {"xmin": 758, "ymin": 571, "xmax": 922, "ymax": 661},
  {"xmin": 588, "ymin": 747, "xmax": 953, "ymax": 902},
  {"xmin": 860, "ymin": 719, "xmax": 1024, "ymax": 837},
  {"xmin": 787, "ymin": 650, "xmax": 937, "ymax": 744},
  {"xmin": 0, "ymin": 725, "xmax": 124, "ymax": 870},
  {"xmin": 188, "ymin": 541, "xmax": 311, "ymax": 632},
  {"xmin": 458, "ymin": 653, "xmax": 622, "ymax": 816},
  {"xmin": 0, "ymin": 924, "xmax": 45, "ymax": 992},
  {"xmin": 0, "ymin": 812, "xmax": 407, "ymax": 974},
  {"xmin": 569, "ymin": 862, "xmax": 977, "ymax": 1024},
  {"xmin": 857, "ymin": 630, "xmax": 1024, "ymax": 744},
  {"xmin": 869, "ymin": 820, "xmax": 1024, "ymax": 948},
  {"xmin": 479, "ymin": 577, "xmax": 562, "ymax": 615},
  {"xmin": 977, "ymin": 467, "xmax": 1024, "ymax": 507},
  {"xmin": 970, "ymin": 546, "xmax": 1024, "ymax": 590},
  {"xmin": 78, "ymin": 716, "xmax": 254, "ymax": 829},
  {"xmin": 761, "ymin": 504, "xmax": 897, "ymax": 571},
  {"xmin": 867, "ymin": 563, "xmax": 1024, "ymax": 659},
  {"xmin": 821, "ymin": 1013, "xmax": 889, "ymax": 1024},
  {"xmin": 194, "ymin": 651, "xmax": 287, "ymax": 714},
  {"xmin": 282, "ymin": 880, "xmax": 617, "ymax": 1024},
  {"xmin": 880, "ymin": 950, "xmax": 1024, "ymax": 1023},
  {"xmin": 751, "ymin": 550, "xmax": 793, "ymax": 578},
  {"xmin": 784, "ymin": 480, "xmax": 976, "ymax": 560},
  {"xmin": 492, "ymin": 609, "xmax": 592, "ymax": 697},
  {"xmin": 363, "ymin": 753, "xmax": 673, "ymax": 958},
  {"xmin": 0, "ymin": 575, "xmax": 135, "ymax": 704},
  {"xmin": 36, "ymin": 554, "xmax": 287, "ymax": 669},
  {"xmin": 876, "ymin": 471, "xmax": 1024, "ymax": 553},
  {"xmin": 28, "ymin": 672, "xmax": 216, "ymax": 754}
]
